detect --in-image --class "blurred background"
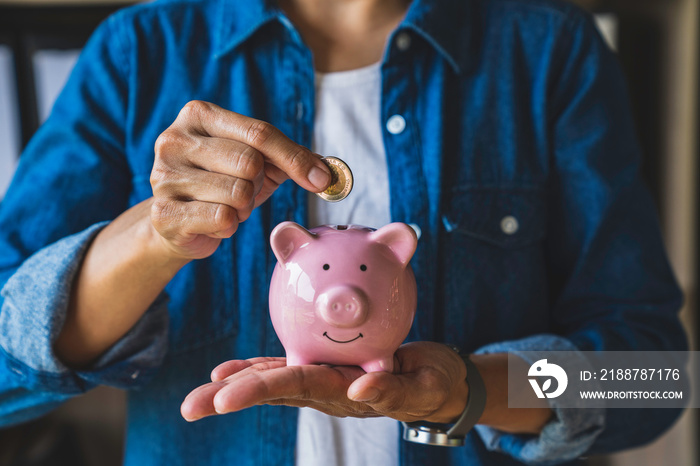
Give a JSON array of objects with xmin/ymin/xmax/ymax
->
[{"xmin": 0, "ymin": 0, "xmax": 697, "ymax": 464}]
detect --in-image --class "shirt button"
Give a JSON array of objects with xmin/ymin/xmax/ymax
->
[
  {"xmin": 408, "ymin": 223, "xmax": 422, "ymax": 240},
  {"xmin": 396, "ymin": 32, "xmax": 411, "ymax": 51},
  {"xmin": 500, "ymin": 216, "xmax": 519, "ymax": 235},
  {"xmin": 386, "ymin": 115, "xmax": 406, "ymax": 134},
  {"xmin": 131, "ymin": 370, "xmax": 140, "ymax": 380}
]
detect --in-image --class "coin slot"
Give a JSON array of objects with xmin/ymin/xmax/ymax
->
[{"xmin": 337, "ymin": 225, "xmax": 348, "ymax": 230}]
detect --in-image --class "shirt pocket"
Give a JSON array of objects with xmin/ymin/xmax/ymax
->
[
  {"xmin": 441, "ymin": 186, "xmax": 546, "ymax": 248},
  {"xmin": 438, "ymin": 186, "xmax": 550, "ymax": 347}
]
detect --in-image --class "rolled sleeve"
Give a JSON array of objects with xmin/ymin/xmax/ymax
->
[
  {"xmin": 473, "ymin": 334, "xmax": 605, "ymax": 465},
  {"xmin": 0, "ymin": 222, "xmax": 169, "ymax": 394}
]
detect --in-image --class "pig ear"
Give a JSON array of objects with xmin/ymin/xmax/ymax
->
[
  {"xmin": 270, "ymin": 222, "xmax": 316, "ymax": 264},
  {"xmin": 369, "ymin": 223, "xmax": 418, "ymax": 266}
]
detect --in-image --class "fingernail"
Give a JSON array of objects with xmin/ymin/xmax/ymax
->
[
  {"xmin": 308, "ymin": 165, "xmax": 331, "ymax": 191},
  {"xmin": 351, "ymin": 388, "xmax": 379, "ymax": 402},
  {"xmin": 214, "ymin": 404, "xmax": 228, "ymax": 415}
]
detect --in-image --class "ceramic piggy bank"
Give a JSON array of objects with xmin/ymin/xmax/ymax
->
[{"xmin": 269, "ymin": 222, "xmax": 418, "ymax": 373}]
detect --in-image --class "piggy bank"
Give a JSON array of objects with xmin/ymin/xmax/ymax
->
[{"xmin": 269, "ymin": 222, "xmax": 418, "ymax": 373}]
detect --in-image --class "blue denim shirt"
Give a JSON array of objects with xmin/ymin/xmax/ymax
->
[{"xmin": 0, "ymin": 0, "xmax": 686, "ymax": 465}]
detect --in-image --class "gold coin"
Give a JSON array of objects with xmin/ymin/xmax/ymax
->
[{"xmin": 316, "ymin": 156, "xmax": 353, "ymax": 202}]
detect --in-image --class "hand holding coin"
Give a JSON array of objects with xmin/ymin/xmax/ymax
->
[
  {"xmin": 316, "ymin": 156, "xmax": 353, "ymax": 202},
  {"xmin": 150, "ymin": 101, "xmax": 333, "ymax": 260}
]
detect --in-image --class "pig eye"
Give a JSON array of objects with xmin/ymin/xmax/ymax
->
[
  {"xmin": 323, "ymin": 264, "xmax": 330, "ymax": 270},
  {"xmin": 360, "ymin": 264, "xmax": 367, "ymax": 271}
]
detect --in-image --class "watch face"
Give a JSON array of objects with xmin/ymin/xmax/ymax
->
[{"xmin": 402, "ymin": 423, "xmax": 466, "ymax": 447}]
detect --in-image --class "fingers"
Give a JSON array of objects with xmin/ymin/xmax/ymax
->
[
  {"xmin": 153, "ymin": 169, "xmax": 257, "ymax": 221},
  {"xmin": 181, "ymin": 380, "xmax": 227, "ymax": 421},
  {"xmin": 210, "ymin": 357, "xmax": 285, "ymax": 381},
  {"xmin": 157, "ymin": 133, "xmax": 266, "ymax": 184},
  {"xmin": 210, "ymin": 363, "xmax": 362, "ymax": 415},
  {"xmin": 152, "ymin": 122, "xmax": 267, "ymax": 257},
  {"xmin": 347, "ymin": 370, "xmax": 449, "ymax": 421},
  {"xmin": 346, "ymin": 343, "xmax": 470, "ymax": 423},
  {"xmin": 150, "ymin": 199, "xmax": 238, "ymax": 260},
  {"xmin": 153, "ymin": 134, "xmax": 264, "ymax": 203},
  {"xmin": 211, "ymin": 360, "xmax": 252, "ymax": 382},
  {"xmin": 182, "ymin": 356, "xmax": 461, "ymax": 424},
  {"xmin": 253, "ymin": 163, "xmax": 291, "ymax": 208},
  {"xmin": 182, "ymin": 358, "xmax": 286, "ymax": 421},
  {"xmin": 184, "ymin": 342, "xmax": 470, "ymax": 425},
  {"xmin": 173, "ymin": 101, "xmax": 331, "ymax": 192},
  {"xmin": 151, "ymin": 198, "xmax": 239, "ymax": 238}
]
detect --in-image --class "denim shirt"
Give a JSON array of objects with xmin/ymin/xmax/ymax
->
[{"xmin": 0, "ymin": 0, "xmax": 686, "ymax": 465}]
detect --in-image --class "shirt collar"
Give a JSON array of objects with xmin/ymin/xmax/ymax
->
[
  {"xmin": 213, "ymin": 0, "xmax": 281, "ymax": 59},
  {"xmin": 214, "ymin": 0, "xmax": 475, "ymax": 74},
  {"xmin": 400, "ymin": 0, "xmax": 475, "ymax": 74}
]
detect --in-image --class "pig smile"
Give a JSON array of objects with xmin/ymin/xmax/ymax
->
[{"xmin": 323, "ymin": 332, "xmax": 363, "ymax": 344}]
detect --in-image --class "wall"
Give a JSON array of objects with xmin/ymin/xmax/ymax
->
[
  {"xmin": 619, "ymin": 0, "xmax": 698, "ymax": 462},
  {"xmin": 576, "ymin": 0, "xmax": 698, "ymax": 464}
]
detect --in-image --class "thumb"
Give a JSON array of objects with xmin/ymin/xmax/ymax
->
[
  {"xmin": 242, "ymin": 121, "xmax": 331, "ymax": 192},
  {"xmin": 347, "ymin": 372, "xmax": 406, "ymax": 409},
  {"xmin": 270, "ymin": 147, "xmax": 332, "ymax": 193},
  {"xmin": 347, "ymin": 371, "xmax": 449, "ymax": 420}
]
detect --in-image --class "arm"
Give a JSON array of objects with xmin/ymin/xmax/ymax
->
[
  {"xmin": 0, "ymin": 18, "xmax": 331, "ymax": 426},
  {"xmin": 0, "ymin": 16, "xmax": 138, "ymax": 426},
  {"xmin": 52, "ymin": 199, "xmax": 186, "ymax": 368},
  {"xmin": 54, "ymin": 100, "xmax": 332, "ymax": 368}
]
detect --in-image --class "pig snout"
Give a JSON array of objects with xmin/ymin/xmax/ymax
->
[{"xmin": 316, "ymin": 286, "xmax": 368, "ymax": 328}]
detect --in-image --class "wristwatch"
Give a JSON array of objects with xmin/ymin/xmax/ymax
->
[{"xmin": 402, "ymin": 346, "xmax": 487, "ymax": 447}]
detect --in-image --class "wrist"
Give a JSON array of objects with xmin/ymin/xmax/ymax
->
[
  {"xmin": 56, "ymin": 199, "xmax": 187, "ymax": 368},
  {"xmin": 470, "ymin": 353, "xmax": 553, "ymax": 433},
  {"xmin": 144, "ymin": 221, "xmax": 192, "ymax": 271},
  {"xmin": 424, "ymin": 360, "xmax": 470, "ymax": 424},
  {"xmin": 403, "ymin": 351, "xmax": 487, "ymax": 446}
]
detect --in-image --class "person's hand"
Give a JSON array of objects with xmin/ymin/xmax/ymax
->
[
  {"xmin": 150, "ymin": 100, "xmax": 331, "ymax": 259},
  {"xmin": 180, "ymin": 342, "xmax": 469, "ymax": 424}
]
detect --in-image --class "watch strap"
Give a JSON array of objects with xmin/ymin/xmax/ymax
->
[{"xmin": 446, "ymin": 355, "xmax": 486, "ymax": 438}]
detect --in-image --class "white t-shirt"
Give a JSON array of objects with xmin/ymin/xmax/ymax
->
[
  {"xmin": 307, "ymin": 62, "xmax": 391, "ymax": 228},
  {"xmin": 296, "ymin": 62, "xmax": 399, "ymax": 466}
]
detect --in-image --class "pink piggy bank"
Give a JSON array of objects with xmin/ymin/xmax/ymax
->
[{"xmin": 269, "ymin": 222, "xmax": 418, "ymax": 373}]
